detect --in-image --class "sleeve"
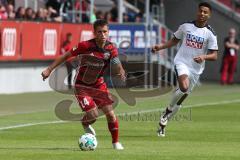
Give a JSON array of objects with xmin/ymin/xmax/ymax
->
[
  {"xmin": 110, "ymin": 45, "xmax": 118, "ymax": 59},
  {"xmin": 173, "ymin": 24, "xmax": 184, "ymax": 40},
  {"xmin": 110, "ymin": 45, "xmax": 121, "ymax": 64},
  {"xmin": 70, "ymin": 41, "xmax": 88, "ymax": 56},
  {"xmin": 208, "ymin": 33, "xmax": 218, "ymax": 51},
  {"xmin": 110, "ymin": 57, "xmax": 121, "ymax": 64}
]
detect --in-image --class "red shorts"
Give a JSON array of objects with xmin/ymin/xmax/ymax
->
[{"xmin": 74, "ymin": 82, "xmax": 114, "ymax": 112}]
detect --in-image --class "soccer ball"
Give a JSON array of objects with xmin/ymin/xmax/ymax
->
[{"xmin": 78, "ymin": 133, "xmax": 97, "ymax": 151}]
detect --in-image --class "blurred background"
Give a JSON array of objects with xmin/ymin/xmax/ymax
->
[{"xmin": 0, "ymin": 0, "xmax": 239, "ymax": 94}]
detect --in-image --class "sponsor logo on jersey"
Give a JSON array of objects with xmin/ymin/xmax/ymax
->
[
  {"xmin": 85, "ymin": 61, "xmax": 104, "ymax": 67},
  {"xmin": 103, "ymin": 52, "xmax": 110, "ymax": 60},
  {"xmin": 186, "ymin": 33, "xmax": 204, "ymax": 49}
]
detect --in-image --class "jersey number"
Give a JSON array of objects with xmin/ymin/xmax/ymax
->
[{"xmin": 83, "ymin": 97, "xmax": 90, "ymax": 106}]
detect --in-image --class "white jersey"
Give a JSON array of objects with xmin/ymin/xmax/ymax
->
[{"xmin": 173, "ymin": 21, "xmax": 218, "ymax": 75}]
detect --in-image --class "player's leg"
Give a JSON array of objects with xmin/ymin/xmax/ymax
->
[
  {"xmin": 93, "ymin": 82, "xmax": 123, "ymax": 149},
  {"xmin": 77, "ymin": 95, "xmax": 98, "ymax": 135},
  {"xmin": 158, "ymin": 70, "xmax": 199, "ymax": 137},
  {"xmin": 158, "ymin": 64, "xmax": 192, "ymax": 137},
  {"xmin": 166, "ymin": 72, "xmax": 199, "ymax": 119},
  {"xmin": 227, "ymin": 56, "xmax": 237, "ymax": 84},
  {"xmin": 162, "ymin": 66, "xmax": 190, "ymax": 120},
  {"xmin": 166, "ymin": 74, "xmax": 189, "ymax": 117},
  {"xmin": 81, "ymin": 108, "xmax": 98, "ymax": 136},
  {"xmin": 221, "ymin": 56, "xmax": 229, "ymax": 85},
  {"xmin": 157, "ymin": 74, "xmax": 189, "ymax": 137},
  {"xmin": 101, "ymin": 105, "xmax": 124, "ymax": 150}
]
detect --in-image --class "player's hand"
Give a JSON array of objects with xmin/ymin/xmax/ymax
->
[
  {"xmin": 119, "ymin": 72, "xmax": 127, "ymax": 82},
  {"xmin": 193, "ymin": 55, "xmax": 206, "ymax": 64},
  {"xmin": 41, "ymin": 68, "xmax": 52, "ymax": 81},
  {"xmin": 151, "ymin": 44, "xmax": 162, "ymax": 53},
  {"xmin": 116, "ymin": 70, "xmax": 126, "ymax": 82}
]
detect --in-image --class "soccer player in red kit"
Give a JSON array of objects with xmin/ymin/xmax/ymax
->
[{"xmin": 41, "ymin": 19, "xmax": 125, "ymax": 150}]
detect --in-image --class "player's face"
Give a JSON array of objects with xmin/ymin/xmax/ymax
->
[
  {"xmin": 67, "ymin": 35, "xmax": 72, "ymax": 42},
  {"xmin": 94, "ymin": 25, "xmax": 109, "ymax": 43},
  {"xmin": 197, "ymin": 6, "xmax": 211, "ymax": 23},
  {"xmin": 229, "ymin": 28, "xmax": 236, "ymax": 38}
]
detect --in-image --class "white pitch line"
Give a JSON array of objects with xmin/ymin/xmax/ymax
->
[
  {"xmin": 0, "ymin": 109, "xmax": 52, "ymax": 117},
  {"xmin": 126, "ymin": 99, "xmax": 240, "ymax": 115},
  {"xmin": 0, "ymin": 121, "xmax": 66, "ymax": 131},
  {"xmin": 0, "ymin": 99, "xmax": 240, "ymax": 131}
]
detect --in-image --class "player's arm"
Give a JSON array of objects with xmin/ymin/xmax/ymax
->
[
  {"xmin": 205, "ymin": 50, "xmax": 218, "ymax": 61},
  {"xmin": 151, "ymin": 37, "xmax": 180, "ymax": 53},
  {"xmin": 110, "ymin": 57, "xmax": 126, "ymax": 81},
  {"xmin": 225, "ymin": 41, "xmax": 239, "ymax": 50},
  {"xmin": 42, "ymin": 41, "xmax": 87, "ymax": 81},
  {"xmin": 152, "ymin": 24, "xmax": 184, "ymax": 53},
  {"xmin": 41, "ymin": 52, "xmax": 72, "ymax": 81},
  {"xmin": 194, "ymin": 50, "xmax": 218, "ymax": 63}
]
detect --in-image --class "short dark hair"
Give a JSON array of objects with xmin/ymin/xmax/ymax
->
[
  {"xmin": 93, "ymin": 19, "xmax": 108, "ymax": 31},
  {"xmin": 199, "ymin": 2, "xmax": 212, "ymax": 11},
  {"xmin": 66, "ymin": 32, "xmax": 72, "ymax": 37}
]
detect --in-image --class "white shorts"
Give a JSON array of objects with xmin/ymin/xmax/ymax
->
[{"xmin": 174, "ymin": 63, "xmax": 200, "ymax": 92}]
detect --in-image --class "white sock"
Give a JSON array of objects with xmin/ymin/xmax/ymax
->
[
  {"xmin": 168, "ymin": 88, "xmax": 187, "ymax": 110},
  {"xmin": 167, "ymin": 105, "xmax": 182, "ymax": 119}
]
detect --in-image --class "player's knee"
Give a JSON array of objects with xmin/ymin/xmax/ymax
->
[
  {"xmin": 178, "ymin": 75, "xmax": 189, "ymax": 93},
  {"xmin": 179, "ymin": 85, "xmax": 189, "ymax": 93}
]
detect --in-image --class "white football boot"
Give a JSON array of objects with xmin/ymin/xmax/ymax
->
[
  {"xmin": 157, "ymin": 105, "xmax": 182, "ymax": 137},
  {"xmin": 160, "ymin": 114, "xmax": 169, "ymax": 126},
  {"xmin": 157, "ymin": 126, "xmax": 165, "ymax": 137},
  {"xmin": 157, "ymin": 108, "xmax": 171, "ymax": 137},
  {"xmin": 157, "ymin": 120, "xmax": 166, "ymax": 137},
  {"xmin": 84, "ymin": 125, "xmax": 96, "ymax": 136},
  {"xmin": 112, "ymin": 142, "xmax": 124, "ymax": 150}
]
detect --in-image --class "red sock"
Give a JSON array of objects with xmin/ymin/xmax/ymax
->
[{"xmin": 108, "ymin": 118, "xmax": 119, "ymax": 143}]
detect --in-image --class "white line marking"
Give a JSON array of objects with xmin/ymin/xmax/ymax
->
[
  {"xmin": 0, "ymin": 99, "xmax": 240, "ymax": 131},
  {"xmin": 0, "ymin": 121, "xmax": 66, "ymax": 131},
  {"xmin": 127, "ymin": 99, "xmax": 240, "ymax": 115},
  {"xmin": 0, "ymin": 109, "xmax": 51, "ymax": 117}
]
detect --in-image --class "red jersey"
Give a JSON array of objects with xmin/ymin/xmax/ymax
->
[{"xmin": 70, "ymin": 39, "xmax": 118, "ymax": 86}]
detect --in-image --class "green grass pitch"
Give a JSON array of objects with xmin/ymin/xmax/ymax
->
[{"xmin": 0, "ymin": 83, "xmax": 240, "ymax": 160}]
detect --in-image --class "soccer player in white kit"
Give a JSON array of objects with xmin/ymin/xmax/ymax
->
[{"xmin": 151, "ymin": 2, "xmax": 218, "ymax": 137}]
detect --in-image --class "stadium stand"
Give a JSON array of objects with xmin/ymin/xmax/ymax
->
[
  {"xmin": 0, "ymin": 0, "xmax": 176, "ymax": 93},
  {"xmin": 218, "ymin": 0, "xmax": 240, "ymax": 13}
]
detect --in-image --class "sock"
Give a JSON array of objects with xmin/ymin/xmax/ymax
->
[
  {"xmin": 169, "ymin": 88, "xmax": 188, "ymax": 108},
  {"xmin": 108, "ymin": 118, "xmax": 119, "ymax": 143},
  {"xmin": 163, "ymin": 108, "xmax": 172, "ymax": 118},
  {"xmin": 162, "ymin": 88, "xmax": 188, "ymax": 119},
  {"xmin": 167, "ymin": 105, "xmax": 182, "ymax": 119}
]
